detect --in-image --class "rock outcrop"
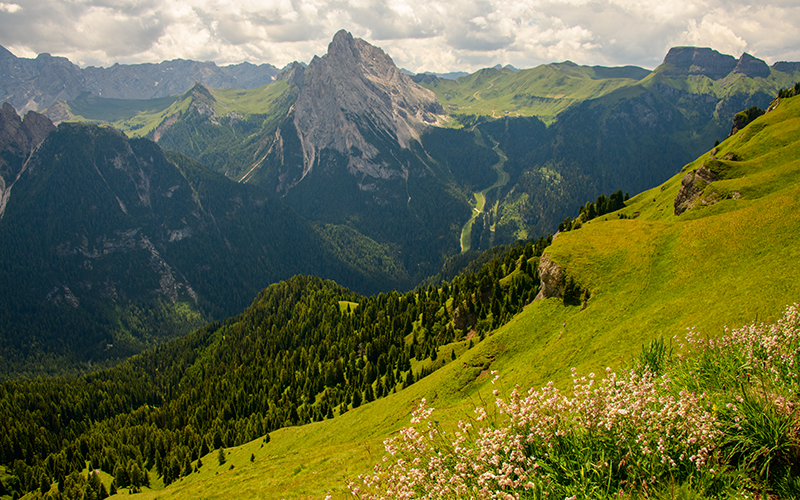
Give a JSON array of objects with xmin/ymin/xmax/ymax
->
[
  {"xmin": 0, "ymin": 103, "xmax": 55, "ymax": 217},
  {"xmin": 733, "ymin": 53, "xmax": 770, "ymax": 79},
  {"xmin": 534, "ymin": 254, "xmax": 566, "ymax": 301},
  {"xmin": 659, "ymin": 47, "xmax": 737, "ymax": 79},
  {"xmin": 673, "ymin": 162, "xmax": 720, "ymax": 216}
]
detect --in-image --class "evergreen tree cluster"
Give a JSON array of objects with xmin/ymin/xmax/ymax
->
[
  {"xmin": 558, "ymin": 189, "xmax": 628, "ymax": 233},
  {"xmin": 0, "ymin": 237, "xmax": 550, "ymax": 499},
  {"xmin": 732, "ymin": 106, "xmax": 766, "ymax": 131},
  {"xmin": 777, "ymin": 82, "xmax": 800, "ymax": 99}
]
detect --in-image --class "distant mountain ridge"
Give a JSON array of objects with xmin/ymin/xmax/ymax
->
[
  {"xmin": 659, "ymin": 46, "xmax": 772, "ymax": 79},
  {"xmin": 0, "ymin": 44, "xmax": 279, "ymax": 113}
]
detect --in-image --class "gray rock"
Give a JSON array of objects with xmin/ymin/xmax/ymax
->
[
  {"xmin": 286, "ymin": 30, "xmax": 446, "ymax": 191},
  {"xmin": 733, "ymin": 53, "xmax": 770, "ymax": 79},
  {"xmin": 534, "ymin": 254, "xmax": 565, "ymax": 301},
  {"xmin": 659, "ymin": 47, "xmax": 737, "ymax": 79},
  {"xmin": 673, "ymin": 163, "xmax": 719, "ymax": 216}
]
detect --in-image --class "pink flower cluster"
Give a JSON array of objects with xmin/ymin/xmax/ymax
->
[
  {"xmin": 682, "ymin": 303, "xmax": 800, "ymax": 393},
  {"xmin": 351, "ymin": 366, "xmax": 720, "ymax": 499}
]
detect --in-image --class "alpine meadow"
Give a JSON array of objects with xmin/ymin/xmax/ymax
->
[{"xmin": 1, "ymin": 29, "xmax": 800, "ymax": 500}]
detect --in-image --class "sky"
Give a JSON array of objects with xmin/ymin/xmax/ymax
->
[{"xmin": 1, "ymin": 0, "xmax": 799, "ymax": 73}]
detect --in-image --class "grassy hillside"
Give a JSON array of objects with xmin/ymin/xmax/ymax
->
[
  {"xmin": 96, "ymin": 92, "xmax": 800, "ymax": 500},
  {"xmin": 420, "ymin": 63, "xmax": 649, "ymax": 124},
  {"xmin": 55, "ymin": 81, "xmax": 293, "ymax": 139},
  {"xmin": 420, "ymin": 59, "xmax": 799, "ymax": 126}
]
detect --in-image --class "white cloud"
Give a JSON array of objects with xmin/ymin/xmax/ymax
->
[
  {"xmin": 0, "ymin": 0, "xmax": 798, "ymax": 72},
  {"xmin": 0, "ymin": 3, "xmax": 21, "ymax": 13},
  {"xmin": 673, "ymin": 18, "xmax": 747, "ymax": 57}
]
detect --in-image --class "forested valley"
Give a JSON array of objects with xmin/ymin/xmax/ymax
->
[{"xmin": 0, "ymin": 237, "xmax": 551, "ymax": 499}]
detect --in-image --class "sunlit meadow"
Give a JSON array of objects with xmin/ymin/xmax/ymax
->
[{"xmin": 351, "ymin": 304, "xmax": 800, "ymax": 499}]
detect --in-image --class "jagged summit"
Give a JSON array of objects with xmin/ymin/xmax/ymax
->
[{"xmin": 286, "ymin": 30, "xmax": 445, "ymax": 191}]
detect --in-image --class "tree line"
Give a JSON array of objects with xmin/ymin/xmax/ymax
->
[{"xmin": 558, "ymin": 189, "xmax": 628, "ymax": 233}]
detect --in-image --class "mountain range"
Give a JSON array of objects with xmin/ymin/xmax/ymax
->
[
  {"xmin": 42, "ymin": 35, "xmax": 800, "ymax": 250},
  {"xmin": 0, "ymin": 45, "xmax": 280, "ymax": 114},
  {"xmin": 2, "ymin": 31, "xmax": 800, "ymax": 377}
]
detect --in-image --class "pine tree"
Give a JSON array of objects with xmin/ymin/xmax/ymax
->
[
  {"xmin": 39, "ymin": 475, "xmax": 50, "ymax": 495},
  {"xmin": 364, "ymin": 384, "xmax": 374, "ymax": 403},
  {"xmin": 217, "ymin": 448, "xmax": 226, "ymax": 466},
  {"xmin": 404, "ymin": 371, "xmax": 414, "ymax": 387}
]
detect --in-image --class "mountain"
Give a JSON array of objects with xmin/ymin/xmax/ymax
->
[
  {"xmin": 0, "ymin": 44, "xmax": 279, "ymax": 113},
  {"xmin": 404, "ymin": 69, "xmax": 470, "ymax": 80},
  {"xmin": 113, "ymin": 31, "xmax": 485, "ymax": 283},
  {"xmin": 0, "ymin": 109, "xmax": 411, "ymax": 376},
  {"xmin": 3, "ymin": 89, "xmax": 800, "ymax": 498},
  {"xmin": 440, "ymin": 47, "xmax": 800, "ymax": 243},
  {"xmin": 283, "ymin": 30, "xmax": 445, "ymax": 193},
  {"xmin": 417, "ymin": 61, "xmax": 652, "ymax": 124}
]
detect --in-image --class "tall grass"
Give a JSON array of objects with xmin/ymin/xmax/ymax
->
[{"xmin": 352, "ymin": 304, "xmax": 800, "ymax": 499}]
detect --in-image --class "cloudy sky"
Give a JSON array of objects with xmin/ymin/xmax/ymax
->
[{"xmin": 1, "ymin": 0, "xmax": 799, "ymax": 73}]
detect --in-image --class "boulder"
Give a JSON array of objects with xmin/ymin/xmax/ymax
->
[{"xmin": 534, "ymin": 254, "xmax": 565, "ymax": 301}]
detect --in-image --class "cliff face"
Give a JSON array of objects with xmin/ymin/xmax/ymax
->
[
  {"xmin": 658, "ymin": 48, "xmax": 773, "ymax": 80},
  {"xmin": 0, "ymin": 103, "xmax": 55, "ymax": 217},
  {"xmin": 285, "ymin": 30, "xmax": 445, "ymax": 191},
  {"xmin": 660, "ymin": 47, "xmax": 738, "ymax": 79},
  {"xmin": 733, "ymin": 53, "xmax": 771, "ymax": 79}
]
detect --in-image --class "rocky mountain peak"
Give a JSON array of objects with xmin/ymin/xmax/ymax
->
[
  {"xmin": 279, "ymin": 62, "xmax": 306, "ymax": 88},
  {"xmin": 733, "ymin": 53, "xmax": 770, "ymax": 78},
  {"xmin": 0, "ymin": 103, "xmax": 55, "ymax": 217},
  {"xmin": 0, "ymin": 103, "xmax": 54, "ymax": 161},
  {"xmin": 660, "ymin": 47, "xmax": 737, "ymax": 79},
  {"xmin": 773, "ymin": 61, "xmax": 800, "ymax": 73},
  {"xmin": 287, "ymin": 30, "xmax": 445, "ymax": 191}
]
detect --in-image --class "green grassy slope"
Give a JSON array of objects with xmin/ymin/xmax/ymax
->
[
  {"xmin": 57, "ymin": 81, "xmax": 292, "ymax": 139},
  {"xmin": 420, "ymin": 63, "xmax": 648, "ymax": 124},
  {"xmin": 113, "ymin": 95, "xmax": 800, "ymax": 499}
]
